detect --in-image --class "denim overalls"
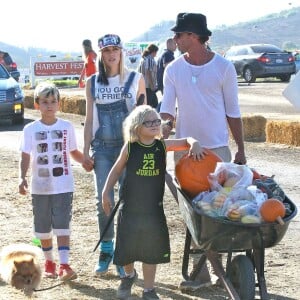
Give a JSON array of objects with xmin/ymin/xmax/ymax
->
[{"xmin": 90, "ymin": 76, "xmax": 130, "ymax": 241}]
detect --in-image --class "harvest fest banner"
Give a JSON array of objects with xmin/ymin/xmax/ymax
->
[
  {"xmin": 29, "ymin": 42, "xmax": 158, "ymax": 86},
  {"xmin": 34, "ymin": 61, "xmax": 84, "ymax": 76}
]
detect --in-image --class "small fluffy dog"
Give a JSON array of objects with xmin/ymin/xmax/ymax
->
[{"xmin": 0, "ymin": 243, "xmax": 42, "ymax": 297}]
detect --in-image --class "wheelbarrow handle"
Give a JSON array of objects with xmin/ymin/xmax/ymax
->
[{"xmin": 92, "ymin": 198, "xmax": 122, "ymax": 252}]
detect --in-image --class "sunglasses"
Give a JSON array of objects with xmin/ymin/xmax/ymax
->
[
  {"xmin": 142, "ymin": 119, "xmax": 161, "ymax": 128},
  {"xmin": 174, "ymin": 32, "xmax": 183, "ymax": 39}
]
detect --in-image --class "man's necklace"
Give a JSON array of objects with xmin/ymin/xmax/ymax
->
[
  {"xmin": 191, "ymin": 73, "xmax": 198, "ymax": 84},
  {"xmin": 187, "ymin": 50, "xmax": 211, "ymax": 84},
  {"xmin": 190, "ymin": 67, "xmax": 203, "ymax": 84}
]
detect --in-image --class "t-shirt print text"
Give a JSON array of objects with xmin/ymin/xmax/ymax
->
[{"xmin": 96, "ymin": 86, "xmax": 133, "ymax": 101}]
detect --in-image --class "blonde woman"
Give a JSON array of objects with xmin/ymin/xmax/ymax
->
[{"xmin": 83, "ymin": 34, "xmax": 146, "ymax": 278}]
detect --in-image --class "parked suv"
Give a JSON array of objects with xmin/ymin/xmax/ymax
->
[
  {"xmin": 224, "ymin": 44, "xmax": 296, "ymax": 83},
  {"xmin": 0, "ymin": 63, "xmax": 24, "ymax": 124},
  {"xmin": 0, "ymin": 50, "xmax": 20, "ymax": 82}
]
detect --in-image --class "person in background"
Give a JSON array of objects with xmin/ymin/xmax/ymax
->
[
  {"xmin": 82, "ymin": 34, "xmax": 146, "ymax": 278},
  {"xmin": 102, "ymin": 105, "xmax": 205, "ymax": 300},
  {"xmin": 138, "ymin": 43, "xmax": 159, "ymax": 108},
  {"xmin": 156, "ymin": 38, "xmax": 177, "ymax": 95},
  {"xmin": 160, "ymin": 12, "xmax": 247, "ymax": 292},
  {"xmin": 18, "ymin": 82, "xmax": 93, "ymax": 281},
  {"xmin": 78, "ymin": 39, "xmax": 97, "ymax": 88}
]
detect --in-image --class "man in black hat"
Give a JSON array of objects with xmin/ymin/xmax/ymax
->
[{"xmin": 160, "ymin": 12, "xmax": 247, "ymax": 292}]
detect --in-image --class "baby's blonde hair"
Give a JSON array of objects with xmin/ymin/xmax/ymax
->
[{"xmin": 123, "ymin": 105, "xmax": 162, "ymax": 143}]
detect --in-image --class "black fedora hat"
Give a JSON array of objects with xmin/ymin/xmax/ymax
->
[{"xmin": 171, "ymin": 13, "xmax": 212, "ymax": 36}]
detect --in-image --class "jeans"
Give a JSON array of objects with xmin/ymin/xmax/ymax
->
[{"xmin": 91, "ymin": 99, "xmax": 128, "ymax": 241}]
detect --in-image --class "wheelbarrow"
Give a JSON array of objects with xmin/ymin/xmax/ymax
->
[{"xmin": 165, "ymin": 171, "xmax": 298, "ymax": 300}]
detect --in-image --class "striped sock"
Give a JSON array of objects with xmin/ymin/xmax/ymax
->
[{"xmin": 58, "ymin": 246, "xmax": 70, "ymax": 264}]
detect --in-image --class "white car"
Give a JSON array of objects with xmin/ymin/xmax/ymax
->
[{"xmin": 0, "ymin": 63, "xmax": 24, "ymax": 124}]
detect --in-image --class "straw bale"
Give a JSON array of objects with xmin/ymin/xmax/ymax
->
[
  {"xmin": 266, "ymin": 121, "xmax": 300, "ymax": 146},
  {"xmin": 23, "ymin": 91, "xmax": 86, "ymax": 115},
  {"xmin": 229, "ymin": 115, "xmax": 266, "ymax": 141},
  {"xmin": 60, "ymin": 95, "xmax": 86, "ymax": 115},
  {"xmin": 24, "ymin": 91, "xmax": 34, "ymax": 109},
  {"xmin": 242, "ymin": 115, "xmax": 266, "ymax": 142}
]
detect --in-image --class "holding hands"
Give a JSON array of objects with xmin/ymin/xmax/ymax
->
[{"xmin": 82, "ymin": 155, "xmax": 94, "ymax": 172}]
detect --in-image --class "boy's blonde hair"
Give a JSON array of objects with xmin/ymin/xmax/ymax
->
[
  {"xmin": 123, "ymin": 105, "xmax": 162, "ymax": 143},
  {"xmin": 34, "ymin": 82, "xmax": 60, "ymax": 104}
]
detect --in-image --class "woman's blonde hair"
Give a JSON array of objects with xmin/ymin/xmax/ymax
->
[{"xmin": 123, "ymin": 105, "xmax": 162, "ymax": 143}]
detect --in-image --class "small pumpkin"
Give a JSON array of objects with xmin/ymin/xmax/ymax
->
[
  {"xmin": 175, "ymin": 149, "xmax": 222, "ymax": 198},
  {"xmin": 260, "ymin": 198, "xmax": 285, "ymax": 225}
]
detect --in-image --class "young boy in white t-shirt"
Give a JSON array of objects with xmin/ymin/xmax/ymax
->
[{"xmin": 18, "ymin": 82, "xmax": 93, "ymax": 281}]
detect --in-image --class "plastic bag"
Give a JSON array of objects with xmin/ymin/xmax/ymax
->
[
  {"xmin": 192, "ymin": 190, "xmax": 220, "ymax": 217},
  {"xmin": 208, "ymin": 162, "xmax": 253, "ymax": 192}
]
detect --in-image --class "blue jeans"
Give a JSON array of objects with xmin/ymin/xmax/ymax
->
[{"xmin": 91, "ymin": 99, "xmax": 128, "ymax": 241}]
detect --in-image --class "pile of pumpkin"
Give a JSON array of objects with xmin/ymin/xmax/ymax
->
[{"xmin": 175, "ymin": 150, "xmax": 286, "ymax": 224}]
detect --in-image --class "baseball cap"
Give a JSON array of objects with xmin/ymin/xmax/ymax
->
[{"xmin": 98, "ymin": 34, "xmax": 122, "ymax": 50}]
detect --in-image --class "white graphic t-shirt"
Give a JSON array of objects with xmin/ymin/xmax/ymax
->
[{"xmin": 20, "ymin": 118, "xmax": 78, "ymax": 194}]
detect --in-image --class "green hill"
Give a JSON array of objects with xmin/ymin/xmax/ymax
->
[
  {"xmin": 1, "ymin": 6, "xmax": 300, "ymax": 68},
  {"xmin": 133, "ymin": 7, "xmax": 300, "ymax": 53}
]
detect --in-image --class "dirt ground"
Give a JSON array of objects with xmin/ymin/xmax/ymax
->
[{"xmin": 0, "ymin": 104, "xmax": 299, "ymax": 299}]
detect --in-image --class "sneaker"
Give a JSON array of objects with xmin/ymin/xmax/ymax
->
[
  {"xmin": 142, "ymin": 289, "xmax": 160, "ymax": 300},
  {"xmin": 117, "ymin": 270, "xmax": 138, "ymax": 299},
  {"xmin": 116, "ymin": 265, "xmax": 126, "ymax": 278},
  {"xmin": 43, "ymin": 260, "xmax": 57, "ymax": 279},
  {"xmin": 179, "ymin": 279, "xmax": 212, "ymax": 292},
  {"xmin": 58, "ymin": 264, "xmax": 77, "ymax": 281},
  {"xmin": 94, "ymin": 252, "xmax": 113, "ymax": 274},
  {"xmin": 95, "ymin": 240, "xmax": 114, "ymax": 275}
]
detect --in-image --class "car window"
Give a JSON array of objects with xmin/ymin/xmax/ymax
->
[
  {"xmin": 0, "ymin": 64, "xmax": 10, "ymax": 79},
  {"xmin": 251, "ymin": 45, "xmax": 281, "ymax": 53},
  {"xmin": 3, "ymin": 53, "xmax": 13, "ymax": 65},
  {"xmin": 225, "ymin": 49, "xmax": 237, "ymax": 56},
  {"xmin": 236, "ymin": 48, "xmax": 248, "ymax": 55}
]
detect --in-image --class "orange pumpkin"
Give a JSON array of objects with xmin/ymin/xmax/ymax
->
[
  {"xmin": 175, "ymin": 150, "xmax": 222, "ymax": 198},
  {"xmin": 260, "ymin": 198, "xmax": 285, "ymax": 225}
]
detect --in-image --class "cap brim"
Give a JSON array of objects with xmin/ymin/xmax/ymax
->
[
  {"xmin": 170, "ymin": 25, "xmax": 178, "ymax": 32},
  {"xmin": 99, "ymin": 45, "xmax": 122, "ymax": 50}
]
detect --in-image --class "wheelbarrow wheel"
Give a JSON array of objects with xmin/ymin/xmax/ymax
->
[{"xmin": 228, "ymin": 255, "xmax": 255, "ymax": 300}]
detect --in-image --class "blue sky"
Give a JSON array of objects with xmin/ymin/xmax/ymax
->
[{"xmin": 2, "ymin": 0, "xmax": 299, "ymax": 52}]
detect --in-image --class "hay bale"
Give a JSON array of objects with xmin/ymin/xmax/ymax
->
[
  {"xmin": 60, "ymin": 95, "xmax": 86, "ymax": 116},
  {"xmin": 266, "ymin": 121, "xmax": 300, "ymax": 146},
  {"xmin": 242, "ymin": 115, "xmax": 266, "ymax": 142},
  {"xmin": 229, "ymin": 115, "xmax": 267, "ymax": 142},
  {"xmin": 24, "ymin": 90, "xmax": 34, "ymax": 109},
  {"xmin": 23, "ymin": 91, "xmax": 86, "ymax": 116}
]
